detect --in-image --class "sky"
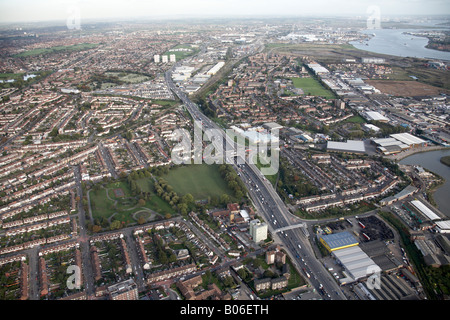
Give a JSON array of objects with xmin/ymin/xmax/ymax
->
[{"xmin": 0, "ymin": 0, "xmax": 449, "ymax": 23}]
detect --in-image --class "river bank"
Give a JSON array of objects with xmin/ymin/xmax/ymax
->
[
  {"xmin": 385, "ymin": 145, "xmax": 450, "ymax": 162},
  {"xmin": 399, "ymin": 148, "xmax": 450, "ymax": 217}
]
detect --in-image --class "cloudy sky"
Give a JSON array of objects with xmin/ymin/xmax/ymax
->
[{"xmin": 0, "ymin": 0, "xmax": 448, "ymax": 23}]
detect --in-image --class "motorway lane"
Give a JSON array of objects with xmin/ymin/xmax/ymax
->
[{"xmin": 165, "ymin": 66, "xmax": 347, "ymax": 300}]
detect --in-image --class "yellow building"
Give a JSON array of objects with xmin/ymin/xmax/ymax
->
[{"xmin": 319, "ymin": 231, "xmax": 359, "ymax": 252}]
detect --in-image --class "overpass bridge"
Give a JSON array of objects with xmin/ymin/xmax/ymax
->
[{"xmin": 274, "ymin": 223, "xmax": 309, "ymax": 237}]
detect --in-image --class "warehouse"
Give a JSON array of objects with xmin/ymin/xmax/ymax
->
[
  {"xmin": 332, "ymin": 245, "xmax": 381, "ymax": 281},
  {"xmin": 435, "ymin": 220, "xmax": 450, "ymax": 233},
  {"xmin": 327, "ymin": 140, "xmax": 366, "ymax": 153},
  {"xmin": 410, "ymin": 200, "xmax": 441, "ymax": 221},
  {"xmin": 207, "ymin": 61, "xmax": 225, "ymax": 75},
  {"xmin": 319, "ymin": 231, "xmax": 359, "ymax": 252},
  {"xmin": 390, "ymin": 133, "xmax": 427, "ymax": 148},
  {"xmin": 372, "ymin": 133, "xmax": 427, "ymax": 155},
  {"xmin": 307, "ymin": 63, "xmax": 329, "ymax": 75},
  {"xmin": 363, "ymin": 111, "xmax": 390, "ymax": 122}
]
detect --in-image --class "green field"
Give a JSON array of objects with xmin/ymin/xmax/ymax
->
[
  {"xmin": 89, "ymin": 179, "xmax": 175, "ymax": 225},
  {"xmin": 291, "ymin": 77, "xmax": 335, "ymax": 99},
  {"xmin": 163, "ymin": 44, "xmax": 199, "ymax": 61},
  {"xmin": 163, "ymin": 164, "xmax": 235, "ymax": 200},
  {"xmin": 345, "ymin": 115, "xmax": 367, "ymax": 124},
  {"xmin": 104, "ymin": 71, "xmax": 151, "ymax": 84},
  {"xmin": 15, "ymin": 43, "xmax": 98, "ymax": 57}
]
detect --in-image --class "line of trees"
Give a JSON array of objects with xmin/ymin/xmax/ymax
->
[{"xmin": 218, "ymin": 164, "xmax": 247, "ymax": 200}]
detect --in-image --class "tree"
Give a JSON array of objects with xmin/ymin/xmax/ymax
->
[
  {"xmin": 92, "ymin": 225, "xmax": 102, "ymax": 233},
  {"xmin": 138, "ymin": 216, "xmax": 146, "ymax": 225},
  {"xmin": 182, "ymin": 193, "xmax": 194, "ymax": 205},
  {"xmin": 110, "ymin": 220, "xmax": 121, "ymax": 230},
  {"xmin": 220, "ymin": 194, "xmax": 230, "ymax": 205},
  {"xmin": 138, "ymin": 199, "xmax": 146, "ymax": 206},
  {"xmin": 49, "ymin": 127, "xmax": 58, "ymax": 137},
  {"xmin": 178, "ymin": 203, "xmax": 188, "ymax": 215}
]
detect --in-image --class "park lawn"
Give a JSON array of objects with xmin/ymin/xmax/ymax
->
[
  {"xmin": 135, "ymin": 178, "xmax": 154, "ymax": 193},
  {"xmin": 90, "ymin": 179, "xmax": 175, "ymax": 224},
  {"xmin": 291, "ymin": 77, "xmax": 335, "ymax": 99},
  {"xmin": 15, "ymin": 43, "xmax": 98, "ymax": 57},
  {"xmin": 90, "ymin": 187, "xmax": 115, "ymax": 219},
  {"xmin": 345, "ymin": 115, "xmax": 367, "ymax": 124},
  {"xmin": 164, "ymin": 44, "xmax": 199, "ymax": 61},
  {"xmin": 163, "ymin": 164, "xmax": 235, "ymax": 200}
]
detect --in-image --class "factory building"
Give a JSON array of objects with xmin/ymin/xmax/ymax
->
[
  {"xmin": 319, "ymin": 231, "xmax": 359, "ymax": 252},
  {"xmin": 410, "ymin": 200, "xmax": 441, "ymax": 221},
  {"xmin": 307, "ymin": 63, "xmax": 329, "ymax": 75},
  {"xmin": 207, "ymin": 61, "xmax": 225, "ymax": 75},
  {"xmin": 332, "ymin": 246, "xmax": 381, "ymax": 282},
  {"xmin": 327, "ymin": 140, "xmax": 366, "ymax": 154},
  {"xmin": 363, "ymin": 111, "xmax": 390, "ymax": 122},
  {"xmin": 372, "ymin": 133, "xmax": 427, "ymax": 155}
]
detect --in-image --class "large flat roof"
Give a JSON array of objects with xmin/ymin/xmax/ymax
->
[
  {"xmin": 327, "ymin": 140, "xmax": 366, "ymax": 153},
  {"xmin": 365, "ymin": 111, "xmax": 389, "ymax": 122},
  {"xmin": 410, "ymin": 200, "xmax": 441, "ymax": 221},
  {"xmin": 332, "ymin": 246, "xmax": 381, "ymax": 280},
  {"xmin": 390, "ymin": 133, "xmax": 426, "ymax": 146},
  {"xmin": 319, "ymin": 231, "xmax": 359, "ymax": 250}
]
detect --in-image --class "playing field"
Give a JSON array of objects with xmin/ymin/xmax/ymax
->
[
  {"xmin": 15, "ymin": 43, "xmax": 98, "ymax": 57},
  {"xmin": 345, "ymin": 115, "xmax": 367, "ymax": 124},
  {"xmin": 291, "ymin": 77, "xmax": 335, "ymax": 99},
  {"xmin": 163, "ymin": 164, "xmax": 235, "ymax": 200},
  {"xmin": 89, "ymin": 180, "xmax": 175, "ymax": 224}
]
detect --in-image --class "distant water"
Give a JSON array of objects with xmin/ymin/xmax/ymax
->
[
  {"xmin": 399, "ymin": 149, "xmax": 450, "ymax": 217},
  {"xmin": 351, "ymin": 28, "xmax": 450, "ymax": 61}
]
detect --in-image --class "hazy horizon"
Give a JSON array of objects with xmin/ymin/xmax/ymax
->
[{"xmin": 0, "ymin": 0, "xmax": 449, "ymax": 24}]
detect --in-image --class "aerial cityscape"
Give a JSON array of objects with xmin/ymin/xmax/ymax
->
[{"xmin": 0, "ymin": 0, "xmax": 449, "ymax": 307}]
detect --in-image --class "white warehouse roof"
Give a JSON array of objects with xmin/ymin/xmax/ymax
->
[
  {"xmin": 410, "ymin": 200, "xmax": 441, "ymax": 221},
  {"xmin": 332, "ymin": 246, "xmax": 381, "ymax": 281},
  {"xmin": 327, "ymin": 140, "xmax": 366, "ymax": 153},
  {"xmin": 435, "ymin": 220, "xmax": 450, "ymax": 233},
  {"xmin": 365, "ymin": 111, "xmax": 389, "ymax": 122},
  {"xmin": 307, "ymin": 63, "xmax": 329, "ymax": 74},
  {"xmin": 390, "ymin": 133, "xmax": 426, "ymax": 146}
]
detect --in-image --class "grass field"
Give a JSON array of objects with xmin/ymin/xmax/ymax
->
[
  {"xmin": 164, "ymin": 44, "xmax": 199, "ymax": 61},
  {"xmin": 291, "ymin": 77, "xmax": 335, "ymax": 99},
  {"xmin": 163, "ymin": 164, "xmax": 235, "ymax": 200},
  {"xmin": 15, "ymin": 43, "xmax": 98, "ymax": 57},
  {"xmin": 90, "ymin": 179, "xmax": 175, "ymax": 225},
  {"xmin": 344, "ymin": 115, "xmax": 367, "ymax": 124},
  {"xmin": 104, "ymin": 71, "xmax": 151, "ymax": 84}
]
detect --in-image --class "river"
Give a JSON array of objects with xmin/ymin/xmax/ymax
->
[
  {"xmin": 350, "ymin": 27, "xmax": 450, "ymax": 61},
  {"xmin": 399, "ymin": 149, "xmax": 450, "ymax": 217}
]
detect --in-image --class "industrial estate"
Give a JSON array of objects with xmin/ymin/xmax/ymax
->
[{"xmin": 0, "ymin": 3, "xmax": 449, "ymax": 305}]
